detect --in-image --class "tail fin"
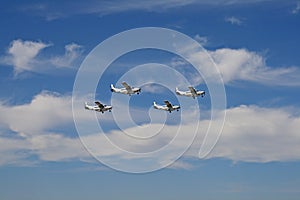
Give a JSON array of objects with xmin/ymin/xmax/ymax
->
[
  {"xmin": 84, "ymin": 102, "xmax": 88, "ymax": 109},
  {"xmin": 175, "ymin": 87, "xmax": 180, "ymax": 95},
  {"xmin": 110, "ymin": 84, "xmax": 115, "ymax": 92}
]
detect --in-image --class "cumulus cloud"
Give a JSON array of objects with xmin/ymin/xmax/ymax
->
[
  {"xmin": 175, "ymin": 47, "xmax": 300, "ymax": 86},
  {"xmin": 0, "ymin": 91, "xmax": 300, "ymax": 167},
  {"xmin": 205, "ymin": 105, "xmax": 300, "ymax": 162},
  {"xmin": 89, "ymin": 105, "xmax": 300, "ymax": 164},
  {"xmin": 0, "ymin": 91, "xmax": 73, "ymax": 134},
  {"xmin": 0, "ymin": 39, "xmax": 83, "ymax": 76},
  {"xmin": 1, "ymin": 39, "xmax": 50, "ymax": 74},
  {"xmin": 0, "ymin": 91, "xmax": 91, "ymax": 164}
]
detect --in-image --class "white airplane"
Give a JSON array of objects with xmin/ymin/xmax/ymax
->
[
  {"xmin": 175, "ymin": 86, "xmax": 205, "ymax": 99},
  {"xmin": 110, "ymin": 82, "xmax": 141, "ymax": 96},
  {"xmin": 153, "ymin": 100, "xmax": 180, "ymax": 113},
  {"xmin": 85, "ymin": 101, "xmax": 112, "ymax": 113}
]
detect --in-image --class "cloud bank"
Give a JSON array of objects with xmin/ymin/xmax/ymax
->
[{"xmin": 0, "ymin": 91, "xmax": 300, "ymax": 168}]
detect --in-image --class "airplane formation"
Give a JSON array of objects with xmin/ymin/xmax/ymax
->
[{"xmin": 85, "ymin": 81, "xmax": 205, "ymax": 114}]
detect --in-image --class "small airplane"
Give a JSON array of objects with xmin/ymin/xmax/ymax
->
[
  {"xmin": 153, "ymin": 100, "xmax": 180, "ymax": 113},
  {"xmin": 110, "ymin": 81, "xmax": 141, "ymax": 96},
  {"xmin": 175, "ymin": 86, "xmax": 205, "ymax": 99},
  {"xmin": 85, "ymin": 101, "xmax": 112, "ymax": 113}
]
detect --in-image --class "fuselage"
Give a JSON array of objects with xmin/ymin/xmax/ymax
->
[
  {"xmin": 175, "ymin": 88, "xmax": 205, "ymax": 98},
  {"xmin": 85, "ymin": 103, "xmax": 112, "ymax": 113},
  {"xmin": 153, "ymin": 102, "xmax": 180, "ymax": 113},
  {"xmin": 110, "ymin": 84, "xmax": 141, "ymax": 95}
]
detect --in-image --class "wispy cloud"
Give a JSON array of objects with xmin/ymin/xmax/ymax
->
[
  {"xmin": 168, "ymin": 160, "xmax": 195, "ymax": 170},
  {"xmin": 225, "ymin": 16, "xmax": 243, "ymax": 26},
  {"xmin": 20, "ymin": 0, "xmax": 276, "ymax": 20},
  {"xmin": 0, "ymin": 39, "xmax": 83, "ymax": 76},
  {"xmin": 20, "ymin": 0, "xmax": 196, "ymax": 20},
  {"xmin": 292, "ymin": 1, "xmax": 300, "ymax": 14},
  {"xmin": 50, "ymin": 43, "xmax": 83, "ymax": 68},
  {"xmin": 194, "ymin": 34, "xmax": 208, "ymax": 46},
  {"xmin": 0, "ymin": 136, "xmax": 33, "ymax": 166}
]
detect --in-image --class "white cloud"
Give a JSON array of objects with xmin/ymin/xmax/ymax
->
[
  {"xmin": 0, "ymin": 39, "xmax": 83, "ymax": 76},
  {"xmin": 1, "ymin": 91, "xmax": 300, "ymax": 167},
  {"xmin": 183, "ymin": 47, "xmax": 300, "ymax": 86},
  {"xmin": 2, "ymin": 39, "xmax": 50, "ymax": 74},
  {"xmin": 87, "ymin": 105, "xmax": 300, "ymax": 164},
  {"xmin": 141, "ymin": 84, "xmax": 167, "ymax": 94},
  {"xmin": 0, "ymin": 136, "xmax": 33, "ymax": 166},
  {"xmin": 292, "ymin": 1, "xmax": 300, "ymax": 14},
  {"xmin": 194, "ymin": 35, "xmax": 208, "ymax": 46},
  {"xmin": 0, "ymin": 91, "xmax": 73, "ymax": 134},
  {"xmin": 204, "ymin": 105, "xmax": 300, "ymax": 162},
  {"xmin": 29, "ymin": 134, "xmax": 89, "ymax": 161},
  {"xmin": 225, "ymin": 16, "xmax": 243, "ymax": 25},
  {"xmin": 0, "ymin": 91, "xmax": 92, "ymax": 164},
  {"xmin": 50, "ymin": 43, "xmax": 83, "ymax": 68},
  {"xmin": 168, "ymin": 160, "xmax": 195, "ymax": 170}
]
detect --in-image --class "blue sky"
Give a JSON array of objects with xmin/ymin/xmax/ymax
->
[{"xmin": 1, "ymin": 0, "xmax": 300, "ymax": 199}]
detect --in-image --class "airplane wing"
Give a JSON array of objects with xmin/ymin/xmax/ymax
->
[
  {"xmin": 188, "ymin": 86, "xmax": 197, "ymax": 95},
  {"xmin": 121, "ymin": 82, "xmax": 132, "ymax": 91},
  {"xmin": 95, "ymin": 101, "xmax": 104, "ymax": 109},
  {"xmin": 164, "ymin": 100, "xmax": 173, "ymax": 109}
]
